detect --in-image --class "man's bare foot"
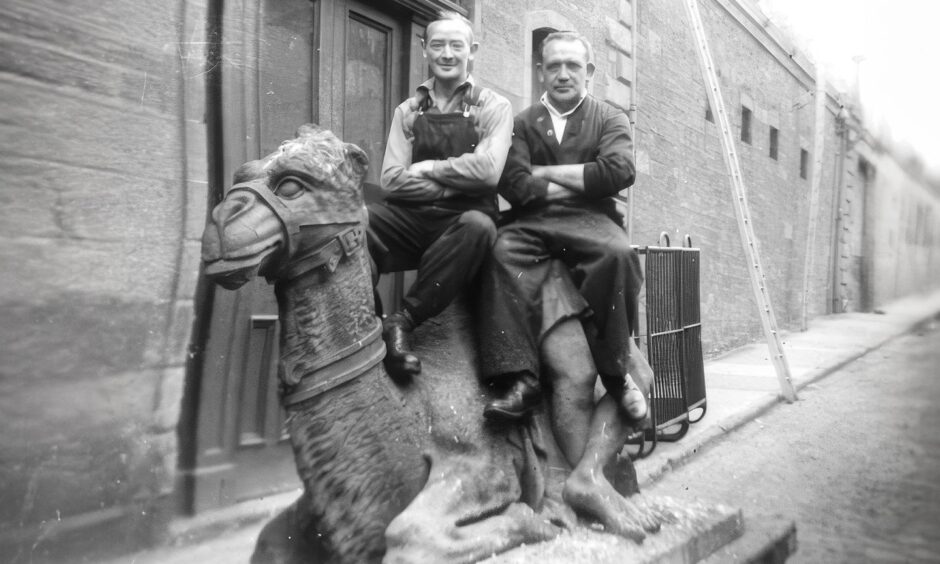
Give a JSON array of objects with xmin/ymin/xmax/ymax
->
[{"xmin": 562, "ymin": 466, "xmax": 661, "ymax": 542}]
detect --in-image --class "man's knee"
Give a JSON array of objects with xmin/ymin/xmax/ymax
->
[
  {"xmin": 458, "ymin": 210, "xmax": 497, "ymax": 247},
  {"xmin": 593, "ymin": 232, "xmax": 636, "ymax": 269}
]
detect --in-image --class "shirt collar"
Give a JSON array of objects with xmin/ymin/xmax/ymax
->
[
  {"xmin": 417, "ymin": 75, "xmax": 475, "ymax": 100},
  {"xmin": 540, "ymin": 91, "xmax": 587, "ymax": 119}
]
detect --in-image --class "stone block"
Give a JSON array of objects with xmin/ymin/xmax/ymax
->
[
  {"xmin": 487, "ymin": 498, "xmax": 745, "ymax": 563},
  {"xmin": 0, "ymin": 236, "xmax": 178, "ymax": 304},
  {"xmin": 605, "ymin": 17, "xmax": 632, "ymax": 54},
  {"xmin": 618, "ymin": 0, "xmax": 634, "ymax": 27},
  {"xmin": 185, "ymin": 118, "xmax": 209, "ymax": 184},
  {"xmin": 175, "ymin": 239, "xmax": 204, "ymax": 301},
  {"xmin": 605, "ymin": 80, "xmax": 632, "ymax": 110},
  {"xmin": 164, "ymin": 300, "xmax": 196, "ymax": 367},
  {"xmin": 185, "ymin": 179, "xmax": 210, "ymax": 241},
  {"xmin": 615, "ymin": 51, "xmax": 634, "ymax": 85}
]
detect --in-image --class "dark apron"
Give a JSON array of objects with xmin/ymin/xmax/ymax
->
[{"xmin": 409, "ymin": 99, "xmax": 497, "ymax": 218}]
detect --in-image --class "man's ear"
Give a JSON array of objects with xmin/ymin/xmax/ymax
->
[
  {"xmin": 536, "ymin": 63, "xmax": 545, "ymax": 84},
  {"xmin": 469, "ymin": 41, "xmax": 479, "ymax": 60},
  {"xmin": 586, "ymin": 61, "xmax": 596, "ymax": 79}
]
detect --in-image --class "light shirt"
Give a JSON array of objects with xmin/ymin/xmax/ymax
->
[
  {"xmin": 380, "ymin": 75, "xmax": 514, "ymax": 200},
  {"xmin": 540, "ymin": 92, "xmax": 587, "ymax": 144}
]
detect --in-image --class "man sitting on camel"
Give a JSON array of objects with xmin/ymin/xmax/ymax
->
[{"xmin": 479, "ymin": 30, "xmax": 654, "ymax": 536}]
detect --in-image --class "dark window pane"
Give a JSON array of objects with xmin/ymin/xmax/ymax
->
[
  {"xmin": 345, "ymin": 15, "xmax": 390, "ymax": 186},
  {"xmin": 741, "ymin": 105, "xmax": 751, "ymax": 144},
  {"xmin": 769, "ymin": 126, "xmax": 778, "ymax": 160}
]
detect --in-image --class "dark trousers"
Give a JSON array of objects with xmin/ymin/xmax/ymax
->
[
  {"xmin": 367, "ymin": 202, "xmax": 496, "ymax": 325},
  {"xmin": 479, "ymin": 205, "xmax": 642, "ymax": 384}
]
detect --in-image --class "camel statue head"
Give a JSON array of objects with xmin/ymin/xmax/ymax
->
[{"xmin": 202, "ymin": 124, "xmax": 369, "ymax": 289}]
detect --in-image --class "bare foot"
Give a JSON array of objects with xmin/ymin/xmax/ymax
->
[{"xmin": 562, "ymin": 466, "xmax": 661, "ymax": 542}]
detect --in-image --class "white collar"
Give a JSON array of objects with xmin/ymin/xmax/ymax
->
[{"xmin": 540, "ymin": 92, "xmax": 587, "ymax": 118}]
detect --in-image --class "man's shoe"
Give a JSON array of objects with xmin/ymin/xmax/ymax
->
[
  {"xmin": 382, "ymin": 313, "xmax": 421, "ymax": 380},
  {"xmin": 484, "ymin": 375, "xmax": 542, "ymax": 421},
  {"xmin": 621, "ymin": 373, "xmax": 649, "ymax": 422}
]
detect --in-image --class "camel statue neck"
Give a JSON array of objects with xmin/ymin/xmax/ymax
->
[{"xmin": 273, "ymin": 248, "xmax": 383, "ymax": 399}]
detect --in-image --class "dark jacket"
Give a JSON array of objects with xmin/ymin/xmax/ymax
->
[{"xmin": 498, "ymin": 95, "xmax": 635, "ymax": 224}]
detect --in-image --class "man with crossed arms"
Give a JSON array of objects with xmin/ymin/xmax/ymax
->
[{"xmin": 480, "ymin": 31, "xmax": 655, "ymax": 537}]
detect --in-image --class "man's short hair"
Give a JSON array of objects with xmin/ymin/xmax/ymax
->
[
  {"xmin": 539, "ymin": 31, "xmax": 594, "ymax": 64},
  {"xmin": 423, "ymin": 10, "xmax": 475, "ymax": 44}
]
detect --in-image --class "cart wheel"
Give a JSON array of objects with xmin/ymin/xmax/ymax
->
[
  {"xmin": 689, "ymin": 402, "xmax": 707, "ymax": 424},
  {"xmin": 623, "ymin": 425, "xmax": 658, "ymax": 460},
  {"xmin": 623, "ymin": 428, "xmax": 647, "ymax": 460},
  {"xmin": 657, "ymin": 420, "xmax": 689, "ymax": 442}
]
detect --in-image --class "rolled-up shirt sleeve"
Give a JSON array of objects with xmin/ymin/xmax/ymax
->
[
  {"xmin": 380, "ymin": 103, "xmax": 445, "ymax": 202},
  {"xmin": 581, "ymin": 110, "xmax": 635, "ymax": 200},
  {"xmin": 426, "ymin": 93, "xmax": 513, "ymax": 194},
  {"xmin": 498, "ymin": 119, "xmax": 550, "ymax": 208}
]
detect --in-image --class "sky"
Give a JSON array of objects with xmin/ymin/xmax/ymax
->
[{"xmin": 757, "ymin": 0, "xmax": 940, "ymax": 176}]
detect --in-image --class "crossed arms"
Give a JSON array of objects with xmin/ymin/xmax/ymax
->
[
  {"xmin": 380, "ymin": 94, "xmax": 514, "ymax": 203},
  {"xmin": 499, "ymin": 106, "xmax": 635, "ymax": 209}
]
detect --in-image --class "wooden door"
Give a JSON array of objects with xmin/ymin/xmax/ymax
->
[{"xmin": 189, "ymin": 0, "xmax": 417, "ymax": 513}]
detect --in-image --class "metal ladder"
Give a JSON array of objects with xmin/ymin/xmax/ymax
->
[{"xmin": 683, "ymin": 0, "xmax": 797, "ymax": 401}]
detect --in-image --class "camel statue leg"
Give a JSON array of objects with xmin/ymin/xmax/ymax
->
[{"xmin": 541, "ymin": 318, "xmax": 662, "ymax": 542}]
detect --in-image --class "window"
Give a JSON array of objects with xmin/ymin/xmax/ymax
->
[
  {"xmin": 740, "ymin": 105, "xmax": 752, "ymax": 144},
  {"xmin": 769, "ymin": 127, "xmax": 778, "ymax": 160},
  {"xmin": 799, "ymin": 148, "xmax": 809, "ymax": 179}
]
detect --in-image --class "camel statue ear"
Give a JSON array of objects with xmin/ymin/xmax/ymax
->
[
  {"xmin": 344, "ymin": 142, "xmax": 369, "ymax": 181},
  {"xmin": 295, "ymin": 123, "xmax": 322, "ymax": 137}
]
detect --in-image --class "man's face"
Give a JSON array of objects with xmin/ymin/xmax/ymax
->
[
  {"xmin": 424, "ymin": 19, "xmax": 477, "ymax": 84},
  {"xmin": 539, "ymin": 39, "xmax": 595, "ymax": 111}
]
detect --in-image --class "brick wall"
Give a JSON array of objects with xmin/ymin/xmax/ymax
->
[
  {"xmin": 631, "ymin": 0, "xmax": 840, "ymax": 354},
  {"xmin": 0, "ymin": 0, "xmax": 204, "ymax": 557}
]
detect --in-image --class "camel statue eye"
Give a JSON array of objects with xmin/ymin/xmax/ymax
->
[{"xmin": 275, "ymin": 177, "xmax": 306, "ymax": 199}]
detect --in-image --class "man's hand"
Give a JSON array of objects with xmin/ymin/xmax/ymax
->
[
  {"xmin": 532, "ymin": 164, "xmax": 585, "ymax": 193},
  {"xmin": 544, "ymin": 182, "xmax": 579, "ymax": 202},
  {"xmin": 407, "ymin": 160, "xmax": 436, "ymax": 177}
]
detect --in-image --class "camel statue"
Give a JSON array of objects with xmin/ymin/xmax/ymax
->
[{"xmin": 201, "ymin": 124, "xmax": 665, "ymax": 564}]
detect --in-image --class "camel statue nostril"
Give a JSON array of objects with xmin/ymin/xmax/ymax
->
[{"xmin": 215, "ymin": 191, "xmax": 256, "ymax": 225}]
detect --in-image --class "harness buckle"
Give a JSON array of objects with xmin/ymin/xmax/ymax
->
[{"xmin": 339, "ymin": 226, "xmax": 363, "ymax": 256}]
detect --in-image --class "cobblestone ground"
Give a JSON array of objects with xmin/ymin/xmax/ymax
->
[{"xmin": 648, "ymin": 317, "xmax": 940, "ymax": 563}]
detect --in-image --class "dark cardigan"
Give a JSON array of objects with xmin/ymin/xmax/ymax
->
[{"xmin": 498, "ymin": 95, "xmax": 635, "ymax": 224}]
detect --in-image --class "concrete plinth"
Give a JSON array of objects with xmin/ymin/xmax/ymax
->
[{"xmin": 483, "ymin": 497, "xmax": 794, "ymax": 564}]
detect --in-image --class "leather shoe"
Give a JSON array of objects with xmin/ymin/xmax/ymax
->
[
  {"xmin": 484, "ymin": 375, "xmax": 542, "ymax": 421},
  {"xmin": 621, "ymin": 373, "xmax": 649, "ymax": 422},
  {"xmin": 382, "ymin": 316, "xmax": 421, "ymax": 380}
]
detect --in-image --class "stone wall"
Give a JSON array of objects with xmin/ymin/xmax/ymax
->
[
  {"xmin": 857, "ymin": 143, "xmax": 940, "ymax": 308},
  {"xmin": 0, "ymin": 0, "xmax": 205, "ymax": 557},
  {"xmin": 630, "ymin": 0, "xmax": 846, "ymax": 353}
]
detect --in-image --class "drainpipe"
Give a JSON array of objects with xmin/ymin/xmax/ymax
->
[{"xmin": 828, "ymin": 106, "xmax": 850, "ymax": 314}]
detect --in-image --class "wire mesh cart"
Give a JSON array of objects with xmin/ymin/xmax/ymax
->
[{"xmin": 627, "ymin": 233, "xmax": 706, "ymax": 459}]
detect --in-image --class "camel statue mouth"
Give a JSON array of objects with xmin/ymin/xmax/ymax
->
[{"xmin": 204, "ymin": 243, "xmax": 282, "ymax": 290}]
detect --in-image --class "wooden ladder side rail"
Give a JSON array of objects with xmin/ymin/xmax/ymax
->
[{"xmin": 682, "ymin": 0, "xmax": 798, "ymax": 402}]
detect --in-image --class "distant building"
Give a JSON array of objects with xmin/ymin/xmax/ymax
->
[{"xmin": 1, "ymin": 0, "xmax": 937, "ymax": 559}]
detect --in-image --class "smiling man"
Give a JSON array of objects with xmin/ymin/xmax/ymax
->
[
  {"xmin": 368, "ymin": 11, "xmax": 513, "ymax": 379},
  {"xmin": 479, "ymin": 31, "xmax": 647, "ymax": 450}
]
